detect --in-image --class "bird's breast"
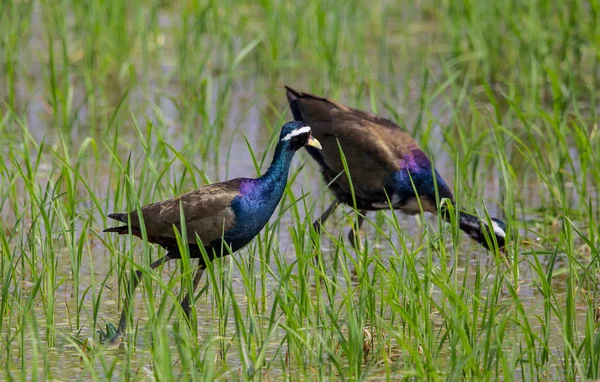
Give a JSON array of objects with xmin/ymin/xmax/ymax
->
[{"xmin": 222, "ymin": 194, "xmax": 280, "ymax": 245}]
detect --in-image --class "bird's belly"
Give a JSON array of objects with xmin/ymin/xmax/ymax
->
[
  {"xmin": 322, "ymin": 169, "xmax": 437, "ymax": 214},
  {"xmin": 370, "ymin": 193, "xmax": 402, "ymax": 209},
  {"xmin": 369, "ymin": 194, "xmax": 438, "ymax": 214}
]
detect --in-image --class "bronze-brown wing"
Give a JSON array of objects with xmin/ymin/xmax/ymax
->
[
  {"xmin": 123, "ymin": 179, "xmax": 242, "ymax": 245},
  {"xmin": 286, "ymin": 87, "xmax": 420, "ymax": 174},
  {"xmin": 286, "ymin": 87, "xmax": 422, "ymax": 201}
]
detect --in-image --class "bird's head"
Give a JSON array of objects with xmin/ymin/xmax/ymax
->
[
  {"xmin": 455, "ymin": 212, "xmax": 508, "ymax": 252},
  {"xmin": 279, "ymin": 121, "xmax": 322, "ymax": 151},
  {"xmin": 477, "ymin": 217, "xmax": 507, "ymax": 252},
  {"xmin": 486, "ymin": 217, "xmax": 507, "ymax": 251}
]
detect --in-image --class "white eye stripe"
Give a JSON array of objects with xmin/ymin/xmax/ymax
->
[
  {"xmin": 481, "ymin": 219, "xmax": 506, "ymax": 238},
  {"xmin": 491, "ymin": 221, "xmax": 506, "ymax": 237},
  {"xmin": 281, "ymin": 125, "xmax": 311, "ymax": 141}
]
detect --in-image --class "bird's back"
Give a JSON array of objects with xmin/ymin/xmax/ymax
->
[
  {"xmin": 105, "ymin": 179, "xmax": 243, "ymax": 248},
  {"xmin": 286, "ymin": 87, "xmax": 424, "ymax": 205}
]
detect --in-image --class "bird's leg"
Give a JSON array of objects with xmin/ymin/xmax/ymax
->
[
  {"xmin": 180, "ymin": 263, "xmax": 206, "ymax": 321},
  {"xmin": 311, "ymin": 202, "xmax": 338, "ymax": 263},
  {"xmin": 348, "ymin": 210, "xmax": 367, "ymax": 250},
  {"xmin": 312, "ymin": 202, "xmax": 338, "ymax": 234},
  {"xmin": 101, "ymin": 254, "xmax": 172, "ymax": 345}
]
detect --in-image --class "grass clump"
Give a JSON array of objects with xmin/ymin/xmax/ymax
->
[{"xmin": 0, "ymin": 0, "xmax": 599, "ymax": 379}]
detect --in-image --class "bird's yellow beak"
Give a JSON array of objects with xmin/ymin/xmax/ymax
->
[{"xmin": 307, "ymin": 136, "xmax": 322, "ymax": 150}]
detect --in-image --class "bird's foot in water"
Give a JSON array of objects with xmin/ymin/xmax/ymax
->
[{"xmin": 97, "ymin": 322, "xmax": 125, "ymax": 349}]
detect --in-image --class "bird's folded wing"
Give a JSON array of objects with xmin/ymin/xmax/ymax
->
[
  {"xmin": 290, "ymin": 91, "xmax": 419, "ymax": 173},
  {"xmin": 125, "ymin": 180, "xmax": 243, "ymax": 245}
]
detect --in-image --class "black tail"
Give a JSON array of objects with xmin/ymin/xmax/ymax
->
[
  {"xmin": 285, "ymin": 86, "xmax": 301, "ymax": 102},
  {"xmin": 108, "ymin": 213, "xmax": 127, "ymax": 223},
  {"xmin": 103, "ymin": 213, "xmax": 129, "ymax": 233},
  {"xmin": 284, "ymin": 86, "xmax": 331, "ymax": 170},
  {"xmin": 103, "ymin": 225, "xmax": 129, "ymax": 233},
  {"xmin": 285, "ymin": 86, "xmax": 305, "ymax": 122}
]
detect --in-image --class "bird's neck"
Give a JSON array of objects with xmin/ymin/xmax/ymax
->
[
  {"xmin": 456, "ymin": 211, "xmax": 482, "ymax": 235},
  {"xmin": 258, "ymin": 144, "xmax": 294, "ymax": 192}
]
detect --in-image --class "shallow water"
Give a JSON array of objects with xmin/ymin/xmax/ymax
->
[
  {"xmin": 3, "ymin": 78, "xmax": 579, "ymax": 379},
  {"xmin": 1, "ymin": 2, "xmax": 597, "ymax": 380}
]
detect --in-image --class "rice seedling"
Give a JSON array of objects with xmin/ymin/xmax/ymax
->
[{"xmin": 1, "ymin": 0, "xmax": 598, "ymax": 380}]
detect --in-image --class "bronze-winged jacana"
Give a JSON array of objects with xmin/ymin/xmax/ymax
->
[
  {"xmin": 285, "ymin": 86, "xmax": 506, "ymax": 252},
  {"xmin": 102, "ymin": 121, "xmax": 322, "ymax": 344}
]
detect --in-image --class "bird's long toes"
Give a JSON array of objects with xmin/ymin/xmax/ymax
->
[
  {"xmin": 98, "ymin": 323, "xmax": 124, "ymax": 349},
  {"xmin": 106, "ymin": 333, "xmax": 125, "ymax": 349}
]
